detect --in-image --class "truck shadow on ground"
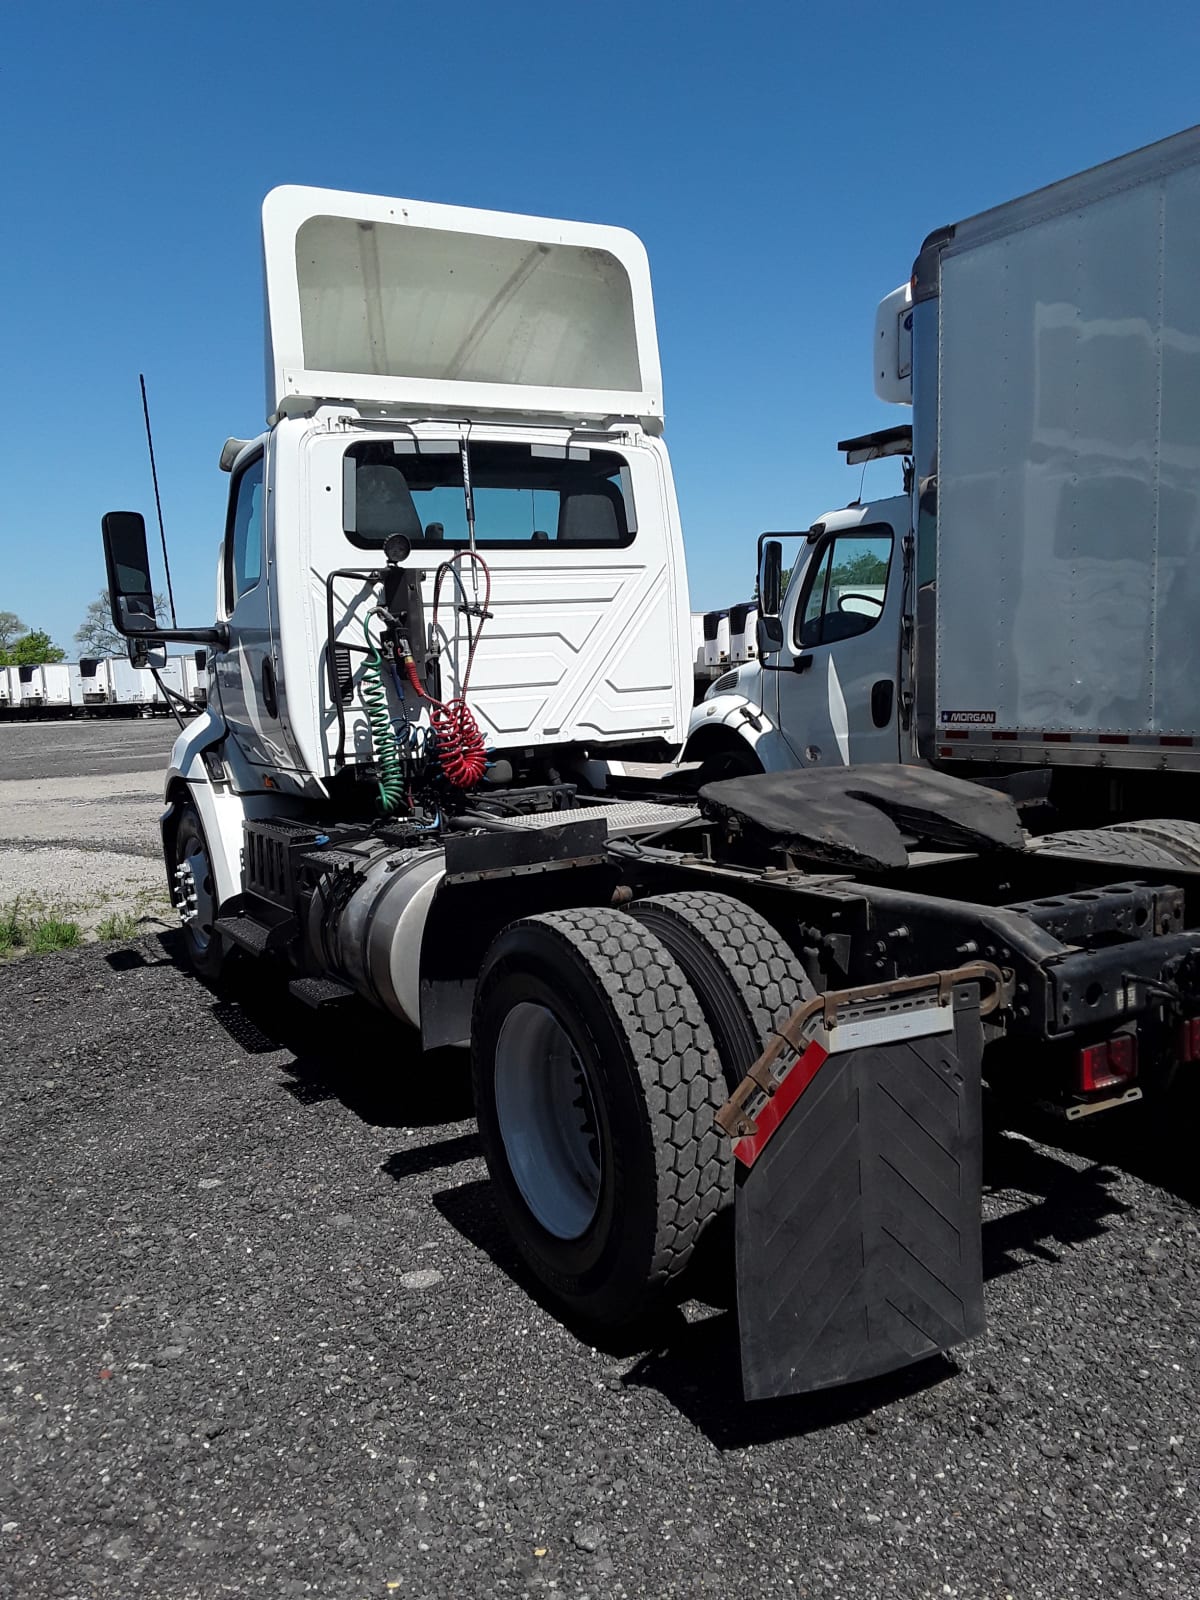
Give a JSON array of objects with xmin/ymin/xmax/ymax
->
[
  {"xmin": 189, "ymin": 948, "xmax": 474, "ymax": 1129},
  {"xmin": 120, "ymin": 931, "xmax": 1179, "ymax": 1444},
  {"xmin": 429, "ymin": 1128, "xmax": 1130, "ymax": 1450}
]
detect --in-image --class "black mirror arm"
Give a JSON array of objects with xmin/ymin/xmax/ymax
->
[{"xmin": 115, "ymin": 621, "xmax": 230, "ymax": 649}]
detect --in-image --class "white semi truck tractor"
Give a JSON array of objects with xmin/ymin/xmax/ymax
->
[{"xmin": 102, "ymin": 176, "xmax": 1200, "ymax": 1404}]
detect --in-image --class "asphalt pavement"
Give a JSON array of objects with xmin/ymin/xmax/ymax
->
[
  {"xmin": 0, "ymin": 720, "xmax": 175, "ymax": 935},
  {"xmin": 0, "ymin": 719, "xmax": 174, "ymax": 783},
  {"xmin": 1, "ymin": 936, "xmax": 1197, "ymax": 1599}
]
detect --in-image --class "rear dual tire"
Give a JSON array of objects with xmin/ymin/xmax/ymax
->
[
  {"xmin": 471, "ymin": 896, "xmax": 812, "ymax": 1327},
  {"xmin": 472, "ymin": 908, "xmax": 733, "ymax": 1325}
]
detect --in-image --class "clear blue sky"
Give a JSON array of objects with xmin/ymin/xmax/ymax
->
[{"xmin": 3, "ymin": 0, "xmax": 1199, "ymax": 651}]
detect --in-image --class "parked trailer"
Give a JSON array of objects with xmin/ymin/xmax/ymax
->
[
  {"xmin": 727, "ymin": 600, "xmax": 758, "ymax": 662},
  {"xmin": 99, "ymin": 170, "xmax": 1200, "ymax": 1406},
  {"xmin": 181, "ymin": 649, "xmax": 209, "ymax": 707},
  {"xmin": 0, "ymin": 664, "xmax": 72, "ymax": 718}
]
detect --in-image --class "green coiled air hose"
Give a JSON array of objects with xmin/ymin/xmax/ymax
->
[{"xmin": 361, "ymin": 615, "xmax": 406, "ymax": 814}]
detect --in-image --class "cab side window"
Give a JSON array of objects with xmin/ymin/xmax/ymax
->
[
  {"xmin": 227, "ymin": 454, "xmax": 265, "ymax": 606},
  {"xmin": 795, "ymin": 529, "xmax": 892, "ymax": 649}
]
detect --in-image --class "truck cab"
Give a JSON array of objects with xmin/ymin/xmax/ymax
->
[{"xmin": 688, "ymin": 477, "xmax": 910, "ymax": 779}]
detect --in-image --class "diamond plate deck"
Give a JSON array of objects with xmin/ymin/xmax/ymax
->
[{"xmin": 506, "ymin": 801, "xmax": 697, "ymax": 836}]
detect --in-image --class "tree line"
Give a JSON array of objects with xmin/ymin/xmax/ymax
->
[{"xmin": 0, "ymin": 591, "xmax": 167, "ymax": 666}]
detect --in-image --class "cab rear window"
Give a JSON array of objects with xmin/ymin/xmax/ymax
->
[{"xmin": 343, "ymin": 439, "xmax": 636, "ymax": 549}]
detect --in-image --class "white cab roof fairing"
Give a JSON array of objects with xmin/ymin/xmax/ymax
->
[{"xmin": 261, "ymin": 186, "xmax": 664, "ymax": 428}]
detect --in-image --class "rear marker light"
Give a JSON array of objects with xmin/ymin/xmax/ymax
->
[
  {"xmin": 1178, "ymin": 1017, "xmax": 1200, "ymax": 1063},
  {"xmin": 1077, "ymin": 1036, "xmax": 1138, "ymax": 1094}
]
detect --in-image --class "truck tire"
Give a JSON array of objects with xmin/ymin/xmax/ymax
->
[
  {"xmin": 1109, "ymin": 819, "xmax": 1200, "ymax": 869},
  {"xmin": 170, "ymin": 795, "xmax": 227, "ymax": 982},
  {"xmin": 1028, "ymin": 827, "xmax": 1185, "ymax": 869},
  {"xmin": 471, "ymin": 908, "xmax": 731, "ymax": 1326},
  {"xmin": 625, "ymin": 891, "xmax": 814, "ymax": 1093}
]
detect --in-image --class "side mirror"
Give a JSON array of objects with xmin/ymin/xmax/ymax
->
[
  {"xmin": 101, "ymin": 512, "xmax": 157, "ymax": 636},
  {"xmin": 758, "ymin": 539, "xmax": 783, "ymax": 617},
  {"xmin": 127, "ymin": 637, "xmax": 167, "ymax": 669},
  {"xmin": 756, "ymin": 539, "xmax": 785, "ymax": 655},
  {"xmin": 756, "ymin": 614, "xmax": 784, "ymax": 656}
]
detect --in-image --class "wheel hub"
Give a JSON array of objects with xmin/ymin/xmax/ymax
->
[
  {"xmin": 493, "ymin": 1002, "xmax": 602, "ymax": 1240},
  {"xmin": 173, "ymin": 839, "xmax": 214, "ymax": 950}
]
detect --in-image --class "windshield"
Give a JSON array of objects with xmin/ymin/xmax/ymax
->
[{"xmin": 343, "ymin": 439, "xmax": 637, "ymax": 549}]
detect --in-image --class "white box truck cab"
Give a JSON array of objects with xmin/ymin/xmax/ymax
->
[{"xmin": 99, "ymin": 176, "xmax": 1200, "ymax": 1407}]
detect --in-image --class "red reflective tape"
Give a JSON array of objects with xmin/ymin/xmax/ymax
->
[
  {"xmin": 1098, "ymin": 734, "xmax": 1130, "ymax": 745},
  {"xmin": 992, "ymin": 730, "xmax": 1018, "ymax": 741},
  {"xmin": 1044, "ymin": 732, "xmax": 1072, "ymax": 743},
  {"xmin": 944, "ymin": 730, "xmax": 969, "ymax": 741},
  {"xmin": 732, "ymin": 1041, "xmax": 829, "ymax": 1170},
  {"xmin": 1161, "ymin": 735, "xmax": 1194, "ymax": 748}
]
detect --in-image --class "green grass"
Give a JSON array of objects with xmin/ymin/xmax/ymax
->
[
  {"xmin": 95, "ymin": 911, "xmax": 139, "ymax": 942},
  {"xmin": 0, "ymin": 899, "xmax": 82, "ymax": 958},
  {"xmin": 27, "ymin": 916, "xmax": 82, "ymax": 955}
]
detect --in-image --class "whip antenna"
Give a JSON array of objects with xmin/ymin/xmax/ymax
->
[{"xmin": 139, "ymin": 373, "xmax": 178, "ymax": 627}]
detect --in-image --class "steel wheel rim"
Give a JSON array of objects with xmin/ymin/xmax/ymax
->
[
  {"xmin": 180, "ymin": 835, "xmax": 215, "ymax": 952},
  {"xmin": 493, "ymin": 1001, "xmax": 602, "ymax": 1240}
]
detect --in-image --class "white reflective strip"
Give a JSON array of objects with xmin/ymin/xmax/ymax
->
[
  {"xmin": 827, "ymin": 655, "xmax": 850, "ymax": 766},
  {"xmin": 820, "ymin": 1004, "xmax": 954, "ymax": 1055}
]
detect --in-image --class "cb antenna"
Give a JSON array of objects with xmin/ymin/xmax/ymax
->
[{"xmin": 139, "ymin": 372, "xmax": 178, "ymax": 627}]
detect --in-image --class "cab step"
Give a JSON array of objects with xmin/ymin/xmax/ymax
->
[
  {"xmin": 214, "ymin": 894, "xmax": 297, "ymax": 957},
  {"xmin": 288, "ymin": 976, "xmax": 355, "ymax": 1009}
]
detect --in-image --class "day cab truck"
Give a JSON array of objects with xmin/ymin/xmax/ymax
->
[{"xmin": 101, "ymin": 158, "xmax": 1200, "ymax": 1405}]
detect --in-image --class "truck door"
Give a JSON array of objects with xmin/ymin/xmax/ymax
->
[
  {"xmin": 212, "ymin": 449, "xmax": 284, "ymax": 770},
  {"xmin": 774, "ymin": 518, "xmax": 902, "ymax": 768}
]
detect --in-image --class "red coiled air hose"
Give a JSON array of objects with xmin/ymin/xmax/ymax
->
[{"xmin": 403, "ymin": 551, "xmax": 492, "ymax": 789}]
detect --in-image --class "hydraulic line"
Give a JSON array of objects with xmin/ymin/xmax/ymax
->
[{"xmin": 361, "ymin": 614, "xmax": 406, "ymax": 814}]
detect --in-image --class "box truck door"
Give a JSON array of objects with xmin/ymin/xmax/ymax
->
[{"xmin": 776, "ymin": 518, "xmax": 901, "ymax": 768}]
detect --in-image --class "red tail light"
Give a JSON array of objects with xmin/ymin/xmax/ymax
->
[
  {"xmin": 1178, "ymin": 1017, "xmax": 1200, "ymax": 1063},
  {"xmin": 1077, "ymin": 1035, "xmax": 1138, "ymax": 1093}
]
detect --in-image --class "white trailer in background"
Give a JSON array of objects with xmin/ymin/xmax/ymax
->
[
  {"xmin": 153, "ymin": 656, "xmax": 187, "ymax": 712},
  {"xmin": 111, "ymin": 658, "xmax": 157, "ymax": 715},
  {"xmin": 76, "ymin": 658, "xmax": 115, "ymax": 710},
  {"xmin": 0, "ymin": 668, "xmax": 17, "ymax": 715},
  {"xmin": 73, "ymin": 656, "xmax": 156, "ymax": 715},
  {"xmin": 181, "ymin": 650, "xmax": 209, "ymax": 706},
  {"xmin": 690, "ymin": 612, "xmax": 706, "ymax": 674},
  {"xmin": 702, "ymin": 610, "xmax": 729, "ymax": 667},
  {"xmin": 38, "ymin": 664, "xmax": 73, "ymax": 714},
  {"xmin": 728, "ymin": 601, "xmax": 759, "ymax": 662},
  {"xmin": 16, "ymin": 665, "xmax": 45, "ymax": 710}
]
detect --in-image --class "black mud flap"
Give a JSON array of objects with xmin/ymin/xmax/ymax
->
[{"xmin": 735, "ymin": 987, "xmax": 985, "ymax": 1400}]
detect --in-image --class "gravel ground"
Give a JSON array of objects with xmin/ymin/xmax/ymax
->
[
  {"xmin": 1, "ymin": 939, "xmax": 1197, "ymax": 1599},
  {"xmin": 0, "ymin": 722, "xmax": 173, "ymax": 937}
]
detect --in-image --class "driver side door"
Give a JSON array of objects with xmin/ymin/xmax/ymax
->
[{"xmin": 776, "ymin": 523, "xmax": 900, "ymax": 768}]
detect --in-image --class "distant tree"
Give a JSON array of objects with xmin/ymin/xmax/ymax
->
[
  {"xmin": 1, "ymin": 629, "xmax": 65, "ymax": 666},
  {"xmin": 0, "ymin": 611, "xmax": 27, "ymax": 653},
  {"xmin": 75, "ymin": 589, "xmax": 167, "ymax": 658},
  {"xmin": 831, "ymin": 549, "xmax": 889, "ymax": 588}
]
